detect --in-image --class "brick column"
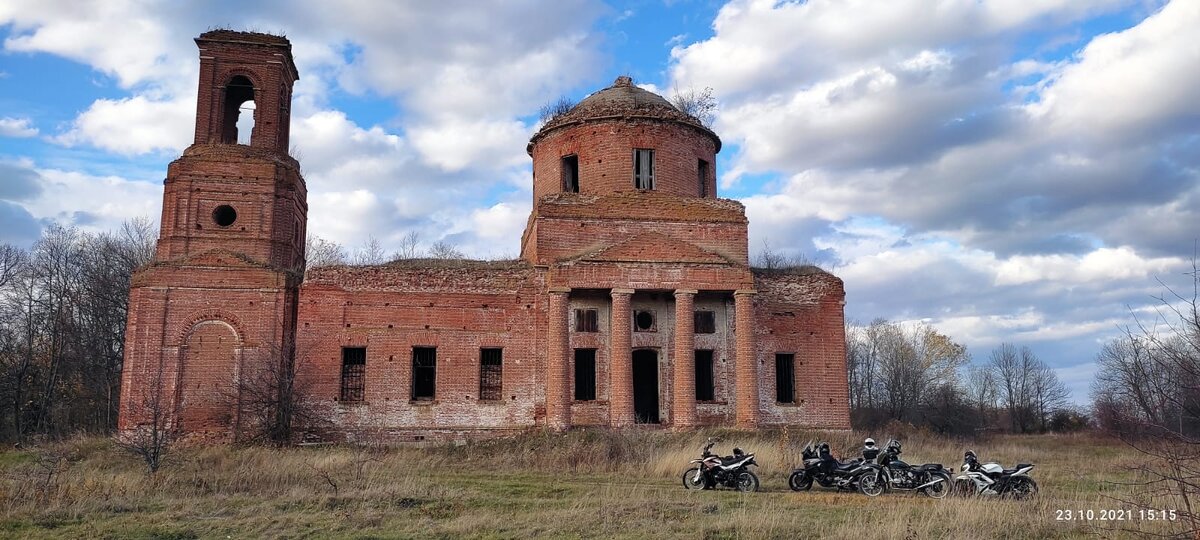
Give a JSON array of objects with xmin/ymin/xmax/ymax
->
[
  {"xmin": 673, "ymin": 289, "xmax": 698, "ymax": 428},
  {"xmin": 734, "ymin": 290, "xmax": 759, "ymax": 429},
  {"xmin": 609, "ymin": 288, "xmax": 634, "ymax": 427},
  {"xmin": 547, "ymin": 287, "xmax": 571, "ymax": 431}
]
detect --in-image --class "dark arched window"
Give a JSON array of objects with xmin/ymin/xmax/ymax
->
[{"xmin": 221, "ymin": 75, "xmax": 255, "ymax": 144}]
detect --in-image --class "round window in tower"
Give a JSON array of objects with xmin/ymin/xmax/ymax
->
[
  {"xmin": 634, "ymin": 310, "xmax": 656, "ymax": 332},
  {"xmin": 212, "ymin": 205, "xmax": 238, "ymax": 227}
]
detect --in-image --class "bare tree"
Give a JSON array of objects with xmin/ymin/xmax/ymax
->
[
  {"xmin": 0, "ymin": 244, "xmax": 22, "ymax": 289},
  {"xmin": 538, "ymin": 96, "xmax": 575, "ymax": 123},
  {"xmin": 1031, "ymin": 360, "xmax": 1069, "ymax": 432},
  {"xmin": 115, "ymin": 367, "xmax": 177, "ymax": 473},
  {"xmin": 848, "ymin": 319, "xmax": 968, "ymax": 427},
  {"xmin": 306, "ymin": 234, "xmax": 347, "ymax": 268},
  {"xmin": 964, "ymin": 364, "xmax": 998, "ymax": 425},
  {"xmin": 1091, "ymin": 256, "xmax": 1200, "ymax": 536},
  {"xmin": 754, "ymin": 239, "xmax": 814, "ymax": 271},
  {"xmin": 394, "ymin": 231, "xmax": 421, "ymax": 260},
  {"xmin": 670, "ymin": 86, "xmax": 717, "ymax": 127},
  {"xmin": 231, "ymin": 339, "xmax": 321, "ymax": 446},
  {"xmin": 352, "ymin": 236, "xmax": 387, "ymax": 265},
  {"xmin": 428, "ymin": 240, "xmax": 465, "ymax": 260}
]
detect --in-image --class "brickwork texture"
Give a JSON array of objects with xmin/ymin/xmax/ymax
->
[{"xmin": 119, "ymin": 33, "xmax": 851, "ymax": 443}]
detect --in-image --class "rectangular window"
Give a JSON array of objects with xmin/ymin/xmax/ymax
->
[
  {"xmin": 633, "ymin": 148, "xmax": 655, "ymax": 190},
  {"xmin": 574, "ymin": 308, "xmax": 599, "ymax": 332},
  {"xmin": 480, "ymin": 348, "xmax": 503, "ymax": 401},
  {"xmin": 698, "ymin": 159, "xmax": 709, "ymax": 197},
  {"xmin": 340, "ymin": 347, "xmax": 367, "ymax": 402},
  {"xmin": 574, "ymin": 348, "xmax": 597, "ymax": 401},
  {"xmin": 412, "ymin": 347, "xmax": 437, "ymax": 401},
  {"xmin": 562, "ymin": 155, "xmax": 579, "ymax": 193},
  {"xmin": 694, "ymin": 310, "xmax": 716, "ymax": 334},
  {"xmin": 695, "ymin": 350, "xmax": 715, "ymax": 401},
  {"xmin": 775, "ymin": 353, "xmax": 795, "ymax": 404}
]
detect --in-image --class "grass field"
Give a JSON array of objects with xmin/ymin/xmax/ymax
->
[{"xmin": 0, "ymin": 428, "xmax": 1187, "ymax": 539}]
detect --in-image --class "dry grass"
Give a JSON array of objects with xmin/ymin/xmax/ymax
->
[{"xmin": 0, "ymin": 429, "xmax": 1184, "ymax": 539}]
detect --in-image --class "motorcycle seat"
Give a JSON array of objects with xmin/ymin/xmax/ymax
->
[
  {"xmin": 917, "ymin": 463, "xmax": 943, "ymax": 471},
  {"xmin": 835, "ymin": 459, "xmax": 861, "ymax": 471},
  {"xmin": 1003, "ymin": 464, "xmax": 1032, "ymax": 475}
]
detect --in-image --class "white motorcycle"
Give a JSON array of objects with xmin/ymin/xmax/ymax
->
[
  {"xmin": 953, "ymin": 450, "xmax": 1038, "ymax": 500},
  {"xmin": 682, "ymin": 438, "xmax": 760, "ymax": 492}
]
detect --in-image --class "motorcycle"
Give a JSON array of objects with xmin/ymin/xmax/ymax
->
[
  {"xmin": 953, "ymin": 450, "xmax": 1038, "ymax": 500},
  {"xmin": 788, "ymin": 441, "xmax": 885, "ymax": 496},
  {"xmin": 682, "ymin": 438, "xmax": 760, "ymax": 492},
  {"xmin": 875, "ymin": 439, "xmax": 950, "ymax": 498}
]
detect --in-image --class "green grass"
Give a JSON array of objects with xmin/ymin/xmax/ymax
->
[{"xmin": 0, "ymin": 430, "xmax": 1187, "ymax": 539}]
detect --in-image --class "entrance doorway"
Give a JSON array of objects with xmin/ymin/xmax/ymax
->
[{"xmin": 632, "ymin": 349, "xmax": 660, "ymax": 424}]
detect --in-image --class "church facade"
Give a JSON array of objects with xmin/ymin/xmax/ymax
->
[{"xmin": 119, "ymin": 31, "xmax": 850, "ymax": 443}]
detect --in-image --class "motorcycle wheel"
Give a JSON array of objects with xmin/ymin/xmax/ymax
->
[
  {"xmin": 682, "ymin": 467, "xmax": 707, "ymax": 491},
  {"xmin": 951, "ymin": 478, "xmax": 974, "ymax": 497},
  {"xmin": 735, "ymin": 471, "xmax": 760, "ymax": 493},
  {"xmin": 858, "ymin": 471, "xmax": 885, "ymax": 497},
  {"xmin": 1006, "ymin": 477, "xmax": 1038, "ymax": 500},
  {"xmin": 921, "ymin": 473, "xmax": 950, "ymax": 499},
  {"xmin": 789, "ymin": 471, "xmax": 813, "ymax": 492}
]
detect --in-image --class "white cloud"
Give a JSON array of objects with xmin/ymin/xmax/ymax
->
[
  {"xmin": 1025, "ymin": 0, "xmax": 1200, "ymax": 145},
  {"xmin": 994, "ymin": 247, "xmax": 1184, "ymax": 286},
  {"xmin": 407, "ymin": 119, "xmax": 530, "ymax": 172},
  {"xmin": 52, "ymin": 95, "xmax": 194, "ymax": 155},
  {"xmin": 0, "ymin": 0, "xmax": 194, "ymax": 91},
  {"xmin": 0, "ymin": 117, "xmax": 38, "ymax": 137},
  {"xmin": 18, "ymin": 167, "xmax": 161, "ymax": 231}
]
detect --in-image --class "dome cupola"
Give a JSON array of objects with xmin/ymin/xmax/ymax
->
[{"xmin": 527, "ymin": 76, "xmax": 721, "ymax": 201}]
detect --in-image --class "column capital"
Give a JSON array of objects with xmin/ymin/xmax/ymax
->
[
  {"xmin": 734, "ymin": 289, "xmax": 757, "ymax": 297},
  {"xmin": 611, "ymin": 288, "xmax": 635, "ymax": 296},
  {"xmin": 548, "ymin": 286, "xmax": 571, "ymax": 294},
  {"xmin": 673, "ymin": 289, "xmax": 699, "ymax": 297}
]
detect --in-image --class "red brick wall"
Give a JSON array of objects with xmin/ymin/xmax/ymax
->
[
  {"xmin": 295, "ymin": 263, "xmax": 547, "ymax": 441},
  {"xmin": 753, "ymin": 270, "xmax": 851, "ymax": 429},
  {"xmin": 155, "ymin": 149, "xmax": 306, "ymax": 271},
  {"xmin": 530, "ymin": 119, "xmax": 717, "ymax": 201},
  {"xmin": 119, "ymin": 266, "xmax": 296, "ymax": 440}
]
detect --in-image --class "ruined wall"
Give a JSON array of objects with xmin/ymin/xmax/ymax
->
[
  {"xmin": 118, "ymin": 257, "xmax": 296, "ymax": 440},
  {"xmin": 752, "ymin": 269, "xmax": 851, "ymax": 429},
  {"xmin": 296, "ymin": 261, "xmax": 546, "ymax": 441}
]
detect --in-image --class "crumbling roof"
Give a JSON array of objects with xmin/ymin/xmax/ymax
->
[
  {"xmin": 530, "ymin": 76, "xmax": 721, "ymax": 152},
  {"xmin": 303, "ymin": 259, "xmax": 535, "ymax": 292},
  {"xmin": 197, "ymin": 29, "xmax": 290, "ymax": 47}
]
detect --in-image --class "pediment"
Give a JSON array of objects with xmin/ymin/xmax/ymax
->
[{"xmin": 567, "ymin": 232, "xmax": 733, "ymax": 265}]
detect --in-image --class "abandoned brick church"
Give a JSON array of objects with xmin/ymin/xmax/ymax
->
[{"xmin": 118, "ymin": 31, "xmax": 850, "ymax": 442}]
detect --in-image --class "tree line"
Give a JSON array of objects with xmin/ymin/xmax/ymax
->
[
  {"xmin": 846, "ymin": 319, "xmax": 1081, "ymax": 436},
  {"xmin": 0, "ymin": 220, "xmax": 156, "ymax": 442}
]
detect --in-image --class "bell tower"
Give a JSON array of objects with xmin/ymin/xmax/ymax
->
[
  {"xmin": 154, "ymin": 29, "xmax": 306, "ymax": 270},
  {"xmin": 193, "ymin": 30, "xmax": 296, "ymax": 152},
  {"xmin": 120, "ymin": 30, "xmax": 306, "ymax": 441}
]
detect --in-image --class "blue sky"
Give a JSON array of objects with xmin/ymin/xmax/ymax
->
[{"xmin": 1, "ymin": 0, "xmax": 1197, "ymax": 404}]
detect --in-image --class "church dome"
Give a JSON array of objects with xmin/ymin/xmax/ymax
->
[{"xmin": 530, "ymin": 76, "xmax": 720, "ymax": 152}]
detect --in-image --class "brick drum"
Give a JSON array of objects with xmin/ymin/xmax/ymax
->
[{"xmin": 119, "ymin": 31, "xmax": 851, "ymax": 443}]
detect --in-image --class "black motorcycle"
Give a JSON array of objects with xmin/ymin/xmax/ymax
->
[
  {"xmin": 876, "ymin": 439, "xmax": 950, "ymax": 498},
  {"xmin": 789, "ymin": 441, "xmax": 884, "ymax": 496},
  {"xmin": 683, "ymin": 438, "xmax": 760, "ymax": 492}
]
